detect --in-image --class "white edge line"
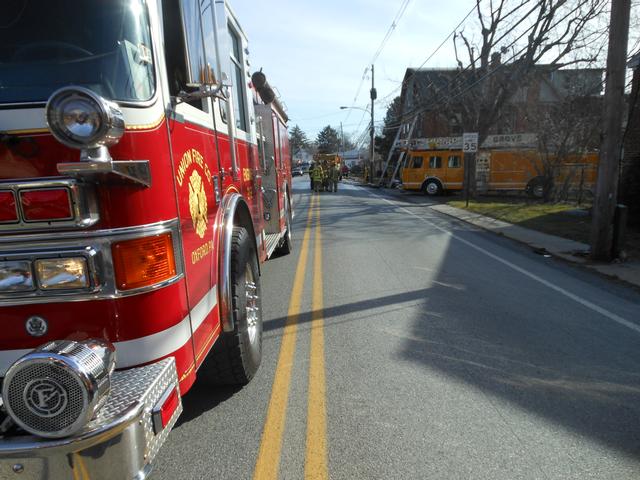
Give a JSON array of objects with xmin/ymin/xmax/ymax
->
[{"xmin": 365, "ymin": 188, "xmax": 640, "ymax": 336}]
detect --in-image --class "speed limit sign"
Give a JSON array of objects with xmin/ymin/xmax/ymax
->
[{"xmin": 463, "ymin": 133, "xmax": 479, "ymax": 153}]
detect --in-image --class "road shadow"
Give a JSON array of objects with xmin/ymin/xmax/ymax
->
[
  {"xmin": 174, "ymin": 378, "xmax": 242, "ymax": 427},
  {"xmin": 290, "ymin": 180, "xmax": 640, "ymax": 456},
  {"xmin": 262, "ymin": 287, "xmax": 431, "ymax": 335},
  {"xmin": 397, "ymin": 236, "xmax": 640, "ymax": 457}
]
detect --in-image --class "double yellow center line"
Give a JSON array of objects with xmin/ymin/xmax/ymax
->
[{"xmin": 253, "ymin": 195, "xmax": 328, "ymax": 480}]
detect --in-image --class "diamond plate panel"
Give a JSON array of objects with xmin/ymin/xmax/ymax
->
[{"xmin": 87, "ymin": 358, "xmax": 181, "ymax": 464}]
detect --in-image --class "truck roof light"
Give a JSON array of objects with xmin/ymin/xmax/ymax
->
[
  {"xmin": 0, "ymin": 191, "xmax": 18, "ymax": 223},
  {"xmin": 112, "ymin": 233, "xmax": 177, "ymax": 291},
  {"xmin": 20, "ymin": 188, "xmax": 73, "ymax": 221},
  {"xmin": 45, "ymin": 87, "xmax": 124, "ymax": 150}
]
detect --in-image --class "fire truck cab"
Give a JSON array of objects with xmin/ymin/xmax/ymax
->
[{"xmin": 0, "ymin": 0, "xmax": 292, "ymax": 478}]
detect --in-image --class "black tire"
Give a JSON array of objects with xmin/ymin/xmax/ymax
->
[
  {"xmin": 275, "ymin": 194, "xmax": 293, "ymax": 255},
  {"xmin": 422, "ymin": 180, "xmax": 442, "ymax": 196},
  {"xmin": 526, "ymin": 177, "xmax": 545, "ymax": 199},
  {"xmin": 201, "ymin": 227, "xmax": 262, "ymax": 385}
]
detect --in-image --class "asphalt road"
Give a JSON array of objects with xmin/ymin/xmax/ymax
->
[{"xmin": 154, "ymin": 177, "xmax": 640, "ymax": 480}]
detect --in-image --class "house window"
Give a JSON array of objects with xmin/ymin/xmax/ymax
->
[
  {"xmin": 410, "ymin": 156, "xmax": 423, "ymax": 169},
  {"xmin": 448, "ymin": 155, "xmax": 461, "ymax": 168},
  {"xmin": 229, "ymin": 25, "xmax": 247, "ymax": 131},
  {"xmin": 429, "ymin": 156, "xmax": 442, "ymax": 169}
]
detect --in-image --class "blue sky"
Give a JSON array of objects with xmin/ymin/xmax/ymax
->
[{"xmin": 231, "ymin": 0, "xmax": 471, "ymax": 144}]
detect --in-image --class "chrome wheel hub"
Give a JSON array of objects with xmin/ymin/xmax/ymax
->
[
  {"xmin": 534, "ymin": 185, "xmax": 544, "ymax": 197},
  {"xmin": 426, "ymin": 183, "xmax": 438, "ymax": 195},
  {"xmin": 245, "ymin": 265, "xmax": 260, "ymax": 345}
]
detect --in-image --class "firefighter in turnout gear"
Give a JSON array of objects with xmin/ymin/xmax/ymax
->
[
  {"xmin": 308, "ymin": 162, "xmax": 315, "ymax": 190},
  {"xmin": 312, "ymin": 163, "xmax": 324, "ymax": 192},
  {"xmin": 329, "ymin": 163, "xmax": 340, "ymax": 192}
]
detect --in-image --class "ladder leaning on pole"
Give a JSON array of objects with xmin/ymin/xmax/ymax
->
[{"xmin": 378, "ymin": 116, "xmax": 418, "ymax": 187}]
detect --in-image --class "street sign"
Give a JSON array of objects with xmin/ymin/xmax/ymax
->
[{"xmin": 462, "ymin": 132, "xmax": 479, "ymax": 153}]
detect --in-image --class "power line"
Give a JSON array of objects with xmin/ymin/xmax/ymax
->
[
  {"xmin": 384, "ymin": 0, "xmax": 603, "ymax": 130},
  {"xmin": 370, "ymin": 0, "xmax": 412, "ymax": 66},
  {"xmin": 350, "ymin": 0, "xmax": 609, "ymax": 151},
  {"xmin": 343, "ymin": 0, "xmax": 413, "ymax": 124},
  {"xmin": 347, "ymin": 1, "xmax": 479, "ymax": 145},
  {"xmin": 378, "ymin": 3, "xmax": 478, "ymax": 106}
]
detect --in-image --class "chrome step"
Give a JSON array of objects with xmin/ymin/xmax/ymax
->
[{"xmin": 265, "ymin": 233, "xmax": 282, "ymax": 258}]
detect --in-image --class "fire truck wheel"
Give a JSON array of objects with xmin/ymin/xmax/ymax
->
[
  {"xmin": 526, "ymin": 177, "xmax": 546, "ymax": 198},
  {"xmin": 204, "ymin": 227, "xmax": 262, "ymax": 385},
  {"xmin": 423, "ymin": 180, "xmax": 442, "ymax": 196},
  {"xmin": 276, "ymin": 195, "xmax": 293, "ymax": 255}
]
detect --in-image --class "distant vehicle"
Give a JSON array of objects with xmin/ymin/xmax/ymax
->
[
  {"xmin": 401, "ymin": 134, "xmax": 598, "ymax": 197},
  {"xmin": 292, "ymin": 166, "xmax": 304, "ymax": 176},
  {"xmin": 301, "ymin": 162, "xmax": 311, "ymax": 173}
]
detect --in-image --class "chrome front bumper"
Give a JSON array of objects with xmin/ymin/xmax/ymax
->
[{"xmin": 0, "ymin": 358, "xmax": 181, "ymax": 480}]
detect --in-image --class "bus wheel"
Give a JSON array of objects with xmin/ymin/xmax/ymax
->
[
  {"xmin": 423, "ymin": 180, "xmax": 442, "ymax": 196},
  {"xmin": 202, "ymin": 226, "xmax": 262, "ymax": 385}
]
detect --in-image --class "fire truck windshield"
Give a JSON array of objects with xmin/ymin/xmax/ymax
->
[{"xmin": 0, "ymin": 0, "xmax": 155, "ymax": 105}]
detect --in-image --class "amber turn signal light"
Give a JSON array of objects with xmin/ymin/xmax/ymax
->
[{"xmin": 112, "ymin": 233, "xmax": 177, "ymax": 291}]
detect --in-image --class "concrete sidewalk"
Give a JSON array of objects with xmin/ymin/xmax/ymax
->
[
  {"xmin": 431, "ymin": 203, "xmax": 640, "ymax": 289},
  {"xmin": 350, "ymin": 179, "xmax": 640, "ymax": 289}
]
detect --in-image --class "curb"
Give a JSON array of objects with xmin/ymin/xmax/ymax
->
[{"xmin": 374, "ymin": 187, "xmax": 640, "ymax": 290}]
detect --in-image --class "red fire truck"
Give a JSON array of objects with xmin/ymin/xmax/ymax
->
[{"xmin": 0, "ymin": 1, "xmax": 292, "ymax": 477}]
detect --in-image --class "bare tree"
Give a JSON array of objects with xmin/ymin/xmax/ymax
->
[
  {"xmin": 525, "ymin": 89, "xmax": 601, "ymax": 201},
  {"xmin": 446, "ymin": 0, "xmax": 608, "ymax": 193}
]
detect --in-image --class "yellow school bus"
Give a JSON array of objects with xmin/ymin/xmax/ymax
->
[{"xmin": 400, "ymin": 135, "xmax": 599, "ymax": 197}]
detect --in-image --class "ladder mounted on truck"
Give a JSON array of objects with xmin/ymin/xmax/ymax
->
[{"xmin": 377, "ymin": 116, "xmax": 418, "ymax": 187}]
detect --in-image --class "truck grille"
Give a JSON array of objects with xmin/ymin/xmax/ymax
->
[{"xmin": 5, "ymin": 362, "xmax": 85, "ymax": 436}]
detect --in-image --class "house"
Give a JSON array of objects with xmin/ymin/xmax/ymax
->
[{"xmin": 398, "ymin": 63, "xmax": 603, "ymax": 140}]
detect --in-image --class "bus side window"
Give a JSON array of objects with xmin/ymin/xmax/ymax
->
[
  {"xmin": 429, "ymin": 156, "xmax": 442, "ymax": 169},
  {"xmin": 411, "ymin": 156, "xmax": 423, "ymax": 168},
  {"xmin": 448, "ymin": 155, "xmax": 461, "ymax": 168}
]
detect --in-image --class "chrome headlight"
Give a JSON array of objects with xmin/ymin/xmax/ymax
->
[
  {"xmin": 2, "ymin": 339, "xmax": 116, "ymax": 438},
  {"xmin": 35, "ymin": 257, "xmax": 89, "ymax": 290},
  {"xmin": 0, "ymin": 260, "xmax": 34, "ymax": 293},
  {"xmin": 45, "ymin": 87, "xmax": 124, "ymax": 150}
]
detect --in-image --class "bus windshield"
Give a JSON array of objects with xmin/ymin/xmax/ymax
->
[{"xmin": 0, "ymin": 0, "xmax": 155, "ymax": 104}]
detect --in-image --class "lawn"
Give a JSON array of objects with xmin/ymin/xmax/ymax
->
[{"xmin": 447, "ymin": 197, "xmax": 640, "ymax": 260}]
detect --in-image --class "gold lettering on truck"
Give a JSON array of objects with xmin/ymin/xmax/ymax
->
[
  {"xmin": 189, "ymin": 170, "xmax": 208, "ymax": 239},
  {"xmin": 176, "ymin": 148, "xmax": 214, "ymax": 262},
  {"xmin": 191, "ymin": 240, "xmax": 214, "ymax": 265}
]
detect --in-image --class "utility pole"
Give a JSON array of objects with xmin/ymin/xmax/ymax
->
[
  {"xmin": 370, "ymin": 64, "xmax": 376, "ymax": 184},
  {"xmin": 590, "ymin": 0, "xmax": 631, "ymax": 260}
]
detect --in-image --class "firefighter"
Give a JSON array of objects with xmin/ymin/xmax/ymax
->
[
  {"xmin": 329, "ymin": 163, "xmax": 341, "ymax": 192},
  {"xmin": 308, "ymin": 162, "xmax": 315, "ymax": 190},
  {"xmin": 312, "ymin": 162, "xmax": 324, "ymax": 192},
  {"xmin": 322, "ymin": 161, "xmax": 330, "ymax": 192}
]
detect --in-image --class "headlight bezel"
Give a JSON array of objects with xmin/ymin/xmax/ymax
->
[{"xmin": 45, "ymin": 86, "xmax": 125, "ymax": 150}]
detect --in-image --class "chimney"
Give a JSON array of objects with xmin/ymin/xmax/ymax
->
[{"xmin": 491, "ymin": 52, "xmax": 502, "ymax": 68}]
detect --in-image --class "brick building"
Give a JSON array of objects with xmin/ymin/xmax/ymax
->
[{"xmin": 398, "ymin": 65, "xmax": 604, "ymax": 140}]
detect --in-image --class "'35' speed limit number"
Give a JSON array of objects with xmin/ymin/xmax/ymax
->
[{"xmin": 462, "ymin": 133, "xmax": 478, "ymax": 153}]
